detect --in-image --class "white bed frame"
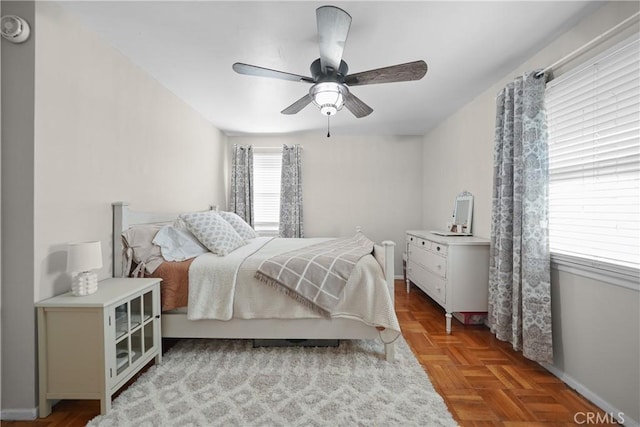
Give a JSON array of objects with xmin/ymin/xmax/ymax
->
[{"xmin": 113, "ymin": 202, "xmax": 397, "ymax": 360}]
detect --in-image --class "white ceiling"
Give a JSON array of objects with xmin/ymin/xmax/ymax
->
[{"xmin": 58, "ymin": 1, "xmax": 601, "ymax": 136}]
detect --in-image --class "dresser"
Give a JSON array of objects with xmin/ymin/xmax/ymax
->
[
  {"xmin": 36, "ymin": 278, "xmax": 162, "ymax": 416},
  {"xmin": 405, "ymin": 230, "xmax": 490, "ymax": 334}
]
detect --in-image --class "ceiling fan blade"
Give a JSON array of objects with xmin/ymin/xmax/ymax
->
[
  {"xmin": 233, "ymin": 63, "xmax": 314, "ymax": 83},
  {"xmin": 316, "ymin": 6, "xmax": 352, "ymax": 73},
  {"xmin": 343, "ymin": 90, "xmax": 373, "ymax": 118},
  {"xmin": 281, "ymin": 94, "xmax": 313, "ymax": 115},
  {"xmin": 344, "ymin": 60, "xmax": 428, "ymax": 86}
]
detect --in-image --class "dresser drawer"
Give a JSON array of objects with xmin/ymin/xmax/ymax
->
[
  {"xmin": 408, "ymin": 246, "xmax": 447, "ymax": 278},
  {"xmin": 407, "ymin": 261, "xmax": 446, "ymax": 305},
  {"xmin": 431, "ymin": 242, "xmax": 448, "ymax": 256},
  {"xmin": 407, "ymin": 234, "xmax": 430, "ymax": 250},
  {"xmin": 407, "ymin": 234, "xmax": 448, "ymax": 256}
]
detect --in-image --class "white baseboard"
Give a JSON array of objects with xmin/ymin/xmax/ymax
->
[
  {"xmin": 0, "ymin": 407, "xmax": 37, "ymax": 421},
  {"xmin": 541, "ymin": 362, "xmax": 639, "ymax": 427}
]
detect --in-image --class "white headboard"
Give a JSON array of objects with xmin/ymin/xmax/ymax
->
[{"xmin": 112, "ymin": 202, "xmax": 216, "ymax": 277}]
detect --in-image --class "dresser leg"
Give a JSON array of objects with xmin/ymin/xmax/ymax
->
[
  {"xmin": 445, "ymin": 312, "xmax": 452, "ymax": 334},
  {"xmin": 405, "ymin": 278, "xmax": 410, "ymax": 293}
]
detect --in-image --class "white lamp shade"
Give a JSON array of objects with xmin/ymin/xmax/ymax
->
[{"xmin": 67, "ymin": 241, "xmax": 103, "ymax": 273}]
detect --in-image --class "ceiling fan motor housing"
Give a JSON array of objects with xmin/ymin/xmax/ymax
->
[
  {"xmin": 309, "ymin": 58, "xmax": 350, "ymax": 116},
  {"xmin": 310, "ymin": 58, "xmax": 349, "ymax": 82}
]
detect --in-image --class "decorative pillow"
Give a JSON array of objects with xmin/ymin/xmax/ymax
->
[
  {"xmin": 121, "ymin": 224, "xmax": 167, "ymax": 274},
  {"xmin": 152, "ymin": 225, "xmax": 208, "ymax": 262},
  {"xmin": 179, "ymin": 211, "xmax": 247, "ymax": 256},
  {"xmin": 219, "ymin": 211, "xmax": 257, "ymax": 240},
  {"xmin": 173, "ymin": 216, "xmax": 188, "ymax": 230}
]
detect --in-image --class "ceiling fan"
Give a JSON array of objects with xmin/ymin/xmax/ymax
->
[{"xmin": 232, "ymin": 5, "xmax": 428, "ymax": 121}]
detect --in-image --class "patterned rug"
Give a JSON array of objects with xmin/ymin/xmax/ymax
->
[{"xmin": 87, "ymin": 337, "xmax": 458, "ymax": 426}]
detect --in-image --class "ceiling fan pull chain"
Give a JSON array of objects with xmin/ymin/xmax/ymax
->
[{"xmin": 327, "ymin": 114, "xmax": 331, "ymax": 138}]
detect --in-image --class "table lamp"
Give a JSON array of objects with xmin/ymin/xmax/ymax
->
[{"xmin": 67, "ymin": 241, "xmax": 103, "ymax": 296}]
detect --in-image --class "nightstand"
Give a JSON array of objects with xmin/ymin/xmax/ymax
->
[{"xmin": 36, "ymin": 277, "xmax": 162, "ymax": 417}]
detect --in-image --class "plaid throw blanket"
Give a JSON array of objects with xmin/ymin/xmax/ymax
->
[{"xmin": 255, "ymin": 234, "xmax": 375, "ymax": 316}]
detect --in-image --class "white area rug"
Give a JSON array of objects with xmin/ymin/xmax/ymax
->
[{"xmin": 87, "ymin": 337, "xmax": 458, "ymax": 426}]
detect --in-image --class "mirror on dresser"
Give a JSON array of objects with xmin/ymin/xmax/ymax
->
[{"xmin": 451, "ymin": 191, "xmax": 473, "ymax": 235}]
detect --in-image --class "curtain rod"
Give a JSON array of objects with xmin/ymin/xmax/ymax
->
[
  {"xmin": 251, "ymin": 146, "xmax": 304, "ymax": 150},
  {"xmin": 536, "ymin": 11, "xmax": 639, "ymax": 78}
]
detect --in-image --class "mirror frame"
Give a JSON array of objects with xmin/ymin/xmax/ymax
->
[{"xmin": 452, "ymin": 191, "xmax": 473, "ymax": 235}]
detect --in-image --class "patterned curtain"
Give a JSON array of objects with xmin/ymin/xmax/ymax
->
[
  {"xmin": 229, "ymin": 144, "xmax": 253, "ymax": 226},
  {"xmin": 279, "ymin": 145, "xmax": 303, "ymax": 238},
  {"xmin": 489, "ymin": 70, "xmax": 552, "ymax": 363}
]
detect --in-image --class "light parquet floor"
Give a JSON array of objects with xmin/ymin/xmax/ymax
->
[{"xmin": 5, "ymin": 280, "xmax": 610, "ymax": 426}]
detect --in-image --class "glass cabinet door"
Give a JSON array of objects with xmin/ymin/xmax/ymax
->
[
  {"xmin": 131, "ymin": 295, "xmax": 143, "ymax": 365},
  {"xmin": 111, "ymin": 285, "xmax": 159, "ymax": 385},
  {"xmin": 114, "ymin": 301, "xmax": 130, "ymax": 376},
  {"xmin": 115, "ymin": 302, "xmax": 128, "ymax": 340},
  {"xmin": 115, "ymin": 337, "xmax": 130, "ymax": 375},
  {"xmin": 130, "ymin": 296, "xmax": 142, "ymax": 330},
  {"xmin": 141, "ymin": 290, "xmax": 157, "ymax": 354}
]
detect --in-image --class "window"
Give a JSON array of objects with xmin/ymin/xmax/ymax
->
[
  {"xmin": 253, "ymin": 147, "xmax": 282, "ymax": 235},
  {"xmin": 545, "ymin": 35, "xmax": 639, "ymax": 277}
]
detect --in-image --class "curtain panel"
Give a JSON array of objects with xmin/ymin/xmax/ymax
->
[
  {"xmin": 279, "ymin": 145, "xmax": 303, "ymax": 238},
  {"xmin": 489, "ymin": 71, "xmax": 553, "ymax": 363},
  {"xmin": 229, "ymin": 144, "xmax": 254, "ymax": 226}
]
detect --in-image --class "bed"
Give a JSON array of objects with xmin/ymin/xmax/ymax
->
[{"xmin": 112, "ymin": 202, "xmax": 399, "ymax": 360}]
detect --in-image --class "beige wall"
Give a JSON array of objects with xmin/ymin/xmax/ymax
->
[
  {"xmin": 422, "ymin": 1, "xmax": 640, "ymax": 423},
  {"xmin": 1, "ymin": 1, "xmax": 226, "ymax": 416},
  {"xmin": 229, "ymin": 133, "xmax": 424, "ymax": 273}
]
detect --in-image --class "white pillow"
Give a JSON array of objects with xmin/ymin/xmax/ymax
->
[
  {"xmin": 179, "ymin": 211, "xmax": 247, "ymax": 256},
  {"xmin": 219, "ymin": 211, "xmax": 257, "ymax": 240},
  {"xmin": 152, "ymin": 225, "xmax": 208, "ymax": 262}
]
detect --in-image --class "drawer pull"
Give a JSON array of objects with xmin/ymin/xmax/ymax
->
[
  {"xmin": 437, "ymin": 264, "xmax": 442, "ymax": 270},
  {"xmin": 421, "ymin": 241, "xmax": 425, "ymax": 245},
  {"xmin": 410, "ymin": 237, "xmax": 414, "ymax": 241},
  {"xmin": 436, "ymin": 246, "xmax": 441, "ymax": 251}
]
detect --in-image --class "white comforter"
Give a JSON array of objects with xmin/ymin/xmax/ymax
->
[{"xmin": 187, "ymin": 237, "xmax": 400, "ymax": 336}]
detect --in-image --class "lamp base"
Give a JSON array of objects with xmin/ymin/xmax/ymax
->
[{"xmin": 72, "ymin": 271, "xmax": 98, "ymax": 296}]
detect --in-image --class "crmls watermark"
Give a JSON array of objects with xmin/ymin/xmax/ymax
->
[{"xmin": 573, "ymin": 411, "xmax": 624, "ymax": 424}]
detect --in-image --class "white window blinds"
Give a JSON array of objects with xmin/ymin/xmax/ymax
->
[
  {"xmin": 253, "ymin": 148, "xmax": 282, "ymax": 234},
  {"xmin": 545, "ymin": 35, "xmax": 640, "ymax": 271}
]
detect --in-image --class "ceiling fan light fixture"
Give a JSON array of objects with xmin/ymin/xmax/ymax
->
[{"xmin": 311, "ymin": 82, "xmax": 344, "ymax": 116}]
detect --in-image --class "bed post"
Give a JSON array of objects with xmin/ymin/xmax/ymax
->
[
  {"xmin": 381, "ymin": 240, "xmax": 396, "ymax": 361},
  {"xmin": 381, "ymin": 240, "xmax": 395, "ymax": 304},
  {"xmin": 112, "ymin": 202, "xmax": 129, "ymax": 278}
]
